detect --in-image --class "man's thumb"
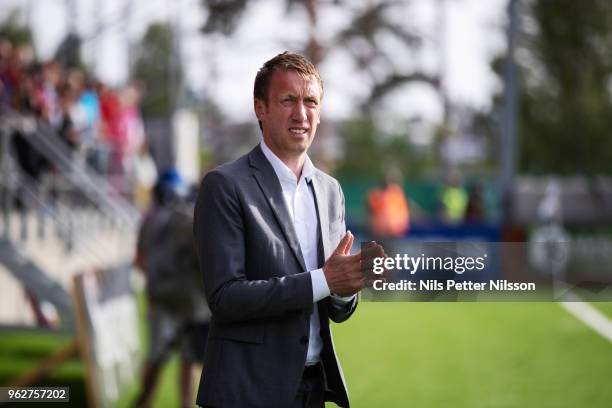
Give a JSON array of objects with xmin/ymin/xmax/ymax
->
[{"xmin": 335, "ymin": 231, "xmax": 353, "ymax": 255}]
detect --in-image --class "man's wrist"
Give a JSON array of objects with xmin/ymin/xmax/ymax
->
[
  {"xmin": 310, "ymin": 268, "xmax": 331, "ymax": 302},
  {"xmin": 330, "ymin": 293, "xmax": 356, "ymax": 304}
]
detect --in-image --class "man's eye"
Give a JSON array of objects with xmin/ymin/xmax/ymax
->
[{"xmin": 305, "ymin": 99, "xmax": 318, "ymax": 106}]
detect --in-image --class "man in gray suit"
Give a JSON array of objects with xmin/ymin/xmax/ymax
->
[{"xmin": 194, "ymin": 52, "xmax": 383, "ymax": 408}]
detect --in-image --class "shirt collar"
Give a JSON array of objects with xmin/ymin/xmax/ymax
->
[{"xmin": 260, "ymin": 140, "xmax": 316, "ymax": 184}]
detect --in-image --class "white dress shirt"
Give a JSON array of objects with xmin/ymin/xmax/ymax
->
[{"xmin": 260, "ymin": 141, "xmax": 351, "ymax": 366}]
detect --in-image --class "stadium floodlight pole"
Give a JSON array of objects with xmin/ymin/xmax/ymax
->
[{"xmin": 500, "ymin": 0, "xmax": 520, "ymax": 222}]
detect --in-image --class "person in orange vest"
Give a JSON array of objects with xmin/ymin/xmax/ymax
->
[{"xmin": 368, "ymin": 172, "xmax": 410, "ymax": 238}]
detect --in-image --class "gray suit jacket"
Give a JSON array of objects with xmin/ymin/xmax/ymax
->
[{"xmin": 194, "ymin": 145, "xmax": 357, "ymax": 408}]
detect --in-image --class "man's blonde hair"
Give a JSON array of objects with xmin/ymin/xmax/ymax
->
[{"xmin": 254, "ymin": 51, "xmax": 324, "ymax": 104}]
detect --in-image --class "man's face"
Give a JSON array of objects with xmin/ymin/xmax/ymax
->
[{"xmin": 255, "ymin": 69, "xmax": 322, "ymax": 161}]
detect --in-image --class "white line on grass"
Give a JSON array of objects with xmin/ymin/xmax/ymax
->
[{"xmin": 561, "ymin": 294, "xmax": 612, "ymax": 343}]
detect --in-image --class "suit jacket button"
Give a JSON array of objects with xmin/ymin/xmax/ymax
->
[{"xmin": 300, "ymin": 335, "xmax": 308, "ymax": 345}]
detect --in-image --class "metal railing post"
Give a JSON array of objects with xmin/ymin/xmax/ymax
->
[{"xmin": 1, "ymin": 126, "xmax": 11, "ymax": 241}]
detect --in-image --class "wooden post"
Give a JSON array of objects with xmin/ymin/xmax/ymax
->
[{"xmin": 9, "ymin": 340, "xmax": 79, "ymax": 387}]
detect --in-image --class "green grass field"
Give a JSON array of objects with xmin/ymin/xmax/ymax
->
[
  {"xmin": 333, "ymin": 302, "xmax": 612, "ymax": 408},
  {"xmin": 2, "ymin": 301, "xmax": 612, "ymax": 407},
  {"xmin": 0, "ymin": 329, "xmax": 88, "ymax": 407}
]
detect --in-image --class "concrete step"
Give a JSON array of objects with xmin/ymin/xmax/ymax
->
[
  {"xmin": 0, "ymin": 265, "xmax": 37, "ymax": 326},
  {"xmin": 0, "ymin": 210, "xmax": 138, "ymax": 327}
]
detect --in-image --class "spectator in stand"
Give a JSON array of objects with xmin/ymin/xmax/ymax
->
[
  {"xmin": 64, "ymin": 69, "xmax": 101, "ymax": 168},
  {"xmin": 9, "ymin": 61, "xmax": 50, "ymax": 184},
  {"xmin": 78, "ymin": 77, "xmax": 101, "ymax": 167},
  {"xmin": 0, "ymin": 40, "xmax": 14, "ymax": 111},
  {"xmin": 65, "ymin": 70, "xmax": 90, "ymax": 141},
  {"xmin": 1, "ymin": 41, "xmax": 23, "ymax": 99},
  {"xmin": 0, "ymin": 79, "xmax": 5, "ymax": 114},
  {"xmin": 0, "ymin": 38, "xmax": 149, "ymax": 198},
  {"xmin": 40, "ymin": 61, "xmax": 62, "ymax": 126},
  {"xmin": 8, "ymin": 44, "xmax": 36, "ymax": 104},
  {"xmin": 118, "ymin": 83, "xmax": 146, "ymax": 176},
  {"xmin": 57, "ymin": 83, "xmax": 79, "ymax": 150},
  {"xmin": 98, "ymin": 82, "xmax": 124, "ymax": 177}
]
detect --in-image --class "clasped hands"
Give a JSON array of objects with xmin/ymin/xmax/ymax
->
[{"xmin": 322, "ymin": 231, "xmax": 387, "ymax": 297}]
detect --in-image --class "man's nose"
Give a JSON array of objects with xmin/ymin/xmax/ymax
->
[{"xmin": 291, "ymin": 101, "xmax": 307, "ymax": 121}]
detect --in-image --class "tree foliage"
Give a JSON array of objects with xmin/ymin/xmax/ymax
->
[
  {"xmin": 133, "ymin": 23, "xmax": 181, "ymax": 118},
  {"xmin": 516, "ymin": 0, "xmax": 612, "ymax": 175},
  {"xmin": 335, "ymin": 118, "xmax": 433, "ymax": 180},
  {"xmin": 54, "ymin": 33, "xmax": 85, "ymax": 70},
  {"xmin": 199, "ymin": 0, "xmax": 438, "ymax": 113},
  {"xmin": 198, "ymin": 0, "xmax": 442, "ymax": 177},
  {"xmin": 0, "ymin": 9, "xmax": 32, "ymax": 45}
]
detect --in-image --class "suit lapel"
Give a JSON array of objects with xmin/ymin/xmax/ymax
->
[
  {"xmin": 249, "ymin": 147, "xmax": 307, "ymax": 272},
  {"xmin": 311, "ymin": 173, "xmax": 331, "ymax": 260}
]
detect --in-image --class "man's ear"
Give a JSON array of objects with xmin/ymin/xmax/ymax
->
[{"xmin": 254, "ymin": 98, "xmax": 266, "ymax": 122}]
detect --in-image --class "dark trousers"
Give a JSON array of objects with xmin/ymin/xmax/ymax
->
[
  {"xmin": 199, "ymin": 364, "xmax": 325, "ymax": 408},
  {"xmin": 294, "ymin": 363, "xmax": 325, "ymax": 408}
]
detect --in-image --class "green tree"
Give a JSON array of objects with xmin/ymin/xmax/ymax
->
[
  {"xmin": 132, "ymin": 23, "xmax": 181, "ymax": 118},
  {"xmin": 512, "ymin": 0, "xmax": 612, "ymax": 175},
  {"xmin": 0, "ymin": 9, "xmax": 32, "ymax": 45},
  {"xmin": 199, "ymin": 0, "xmax": 440, "ymax": 175},
  {"xmin": 54, "ymin": 33, "xmax": 86, "ymax": 70},
  {"xmin": 200, "ymin": 0, "xmax": 438, "ymax": 112},
  {"xmin": 335, "ymin": 118, "xmax": 433, "ymax": 180}
]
